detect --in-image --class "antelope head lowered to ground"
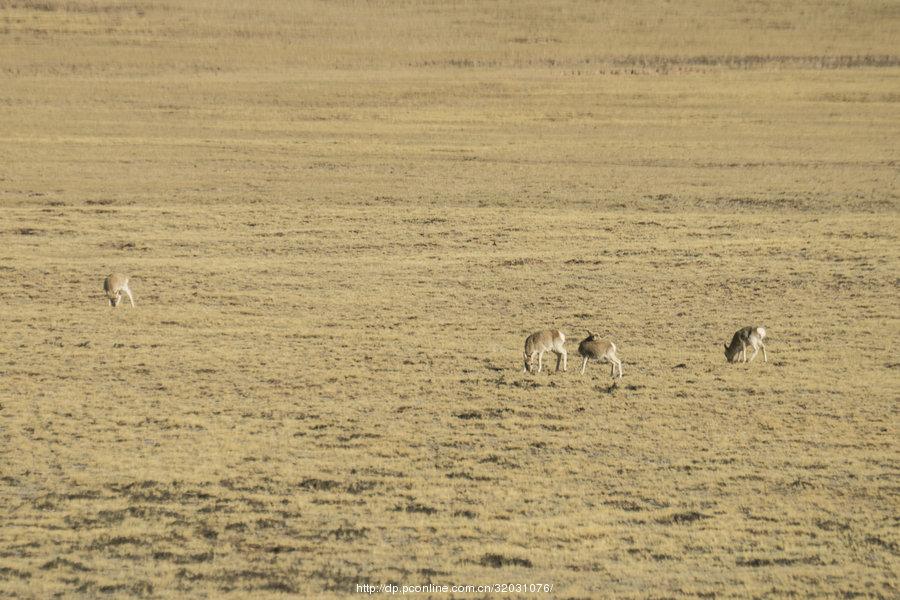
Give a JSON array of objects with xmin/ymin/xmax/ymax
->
[
  {"xmin": 523, "ymin": 329, "xmax": 567, "ymax": 373},
  {"xmin": 724, "ymin": 326, "xmax": 767, "ymax": 363},
  {"xmin": 103, "ymin": 273, "xmax": 135, "ymax": 308}
]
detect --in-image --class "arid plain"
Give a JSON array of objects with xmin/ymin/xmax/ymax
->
[{"xmin": 1, "ymin": 1, "xmax": 898, "ymax": 598}]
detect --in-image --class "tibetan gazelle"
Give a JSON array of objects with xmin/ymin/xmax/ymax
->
[
  {"xmin": 577, "ymin": 331, "xmax": 623, "ymax": 378},
  {"xmin": 523, "ymin": 329, "xmax": 567, "ymax": 373},
  {"xmin": 724, "ymin": 326, "xmax": 767, "ymax": 363},
  {"xmin": 103, "ymin": 273, "xmax": 135, "ymax": 308}
]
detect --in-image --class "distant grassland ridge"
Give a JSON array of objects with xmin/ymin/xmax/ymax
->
[
  {"xmin": 410, "ymin": 54, "xmax": 900, "ymax": 70},
  {"xmin": 3, "ymin": 0, "xmax": 898, "ymax": 74}
]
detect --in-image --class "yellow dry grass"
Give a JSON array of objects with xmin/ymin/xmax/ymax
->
[{"xmin": 1, "ymin": 1, "xmax": 898, "ymax": 598}]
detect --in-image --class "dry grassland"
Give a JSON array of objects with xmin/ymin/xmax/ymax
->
[{"xmin": 1, "ymin": 1, "xmax": 898, "ymax": 598}]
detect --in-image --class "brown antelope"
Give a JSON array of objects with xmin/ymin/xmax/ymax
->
[
  {"xmin": 578, "ymin": 331, "xmax": 623, "ymax": 378},
  {"xmin": 724, "ymin": 326, "xmax": 767, "ymax": 363},
  {"xmin": 103, "ymin": 273, "xmax": 135, "ymax": 308},
  {"xmin": 522, "ymin": 329, "xmax": 567, "ymax": 373}
]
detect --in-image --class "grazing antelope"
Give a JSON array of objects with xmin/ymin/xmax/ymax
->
[
  {"xmin": 523, "ymin": 329, "xmax": 567, "ymax": 373},
  {"xmin": 103, "ymin": 273, "xmax": 135, "ymax": 308},
  {"xmin": 724, "ymin": 326, "xmax": 767, "ymax": 363},
  {"xmin": 578, "ymin": 331, "xmax": 623, "ymax": 378}
]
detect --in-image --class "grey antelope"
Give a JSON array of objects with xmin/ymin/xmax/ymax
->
[
  {"xmin": 522, "ymin": 329, "xmax": 567, "ymax": 373},
  {"xmin": 724, "ymin": 326, "xmax": 767, "ymax": 363},
  {"xmin": 103, "ymin": 273, "xmax": 135, "ymax": 308},
  {"xmin": 578, "ymin": 331, "xmax": 623, "ymax": 378}
]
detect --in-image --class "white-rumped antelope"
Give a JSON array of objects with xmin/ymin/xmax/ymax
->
[
  {"xmin": 724, "ymin": 326, "xmax": 767, "ymax": 363},
  {"xmin": 578, "ymin": 331, "xmax": 623, "ymax": 378},
  {"xmin": 523, "ymin": 329, "xmax": 567, "ymax": 373},
  {"xmin": 103, "ymin": 273, "xmax": 135, "ymax": 308}
]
